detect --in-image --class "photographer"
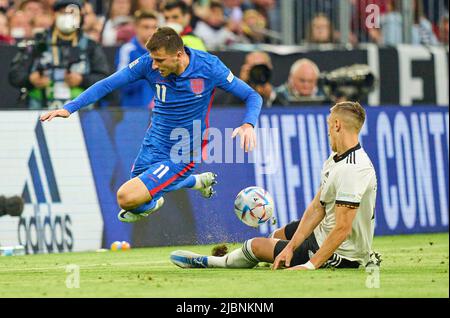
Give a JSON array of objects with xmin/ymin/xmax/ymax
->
[
  {"xmin": 8, "ymin": 0, "xmax": 110, "ymax": 109},
  {"xmin": 247, "ymin": 64, "xmax": 287, "ymax": 107},
  {"xmin": 217, "ymin": 51, "xmax": 285, "ymax": 107}
]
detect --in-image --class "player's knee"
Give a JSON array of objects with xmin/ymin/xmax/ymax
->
[
  {"xmin": 270, "ymin": 228, "xmax": 286, "ymax": 239},
  {"xmin": 117, "ymin": 188, "xmax": 136, "ymax": 210},
  {"xmin": 250, "ymin": 238, "xmax": 264, "ymax": 258}
]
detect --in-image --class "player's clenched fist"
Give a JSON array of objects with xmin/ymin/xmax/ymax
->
[{"xmin": 40, "ymin": 109, "xmax": 71, "ymax": 122}]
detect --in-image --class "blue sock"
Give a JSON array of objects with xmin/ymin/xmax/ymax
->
[
  {"xmin": 129, "ymin": 200, "xmax": 156, "ymax": 214},
  {"xmin": 171, "ymin": 175, "xmax": 196, "ymax": 191}
]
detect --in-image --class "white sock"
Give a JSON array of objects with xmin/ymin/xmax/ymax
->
[
  {"xmin": 206, "ymin": 256, "xmax": 227, "ymax": 268},
  {"xmin": 192, "ymin": 175, "xmax": 202, "ymax": 190},
  {"xmin": 207, "ymin": 239, "xmax": 259, "ymax": 268}
]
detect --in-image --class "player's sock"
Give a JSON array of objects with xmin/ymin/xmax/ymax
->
[
  {"xmin": 171, "ymin": 175, "xmax": 197, "ymax": 190},
  {"xmin": 208, "ymin": 239, "xmax": 259, "ymax": 268},
  {"xmin": 128, "ymin": 200, "xmax": 156, "ymax": 214},
  {"xmin": 191, "ymin": 175, "xmax": 203, "ymax": 190}
]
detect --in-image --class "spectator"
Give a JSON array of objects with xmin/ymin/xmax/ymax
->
[
  {"xmin": 412, "ymin": 0, "xmax": 439, "ymax": 45},
  {"xmin": 438, "ymin": 12, "xmax": 449, "ymax": 45},
  {"xmin": 102, "ymin": 0, "xmax": 135, "ymax": 46},
  {"xmin": 31, "ymin": 13, "xmax": 54, "ymax": 35},
  {"xmin": 183, "ymin": 0, "xmax": 204, "ymax": 29},
  {"xmin": 223, "ymin": 0, "xmax": 245, "ymax": 35},
  {"xmin": 8, "ymin": 10, "xmax": 32, "ymax": 40},
  {"xmin": 242, "ymin": 51, "xmax": 280, "ymax": 106},
  {"xmin": 217, "ymin": 51, "xmax": 286, "ymax": 107},
  {"xmin": 239, "ymin": 51, "xmax": 272, "ymax": 82},
  {"xmin": 241, "ymin": 8, "xmax": 268, "ymax": 43},
  {"xmin": 42, "ymin": 0, "xmax": 58, "ymax": 12},
  {"xmin": 0, "ymin": 11, "xmax": 14, "ymax": 44},
  {"xmin": 350, "ymin": 0, "xmax": 387, "ymax": 44},
  {"xmin": 275, "ymin": 58, "xmax": 323, "ymax": 102},
  {"xmin": 163, "ymin": 0, "xmax": 206, "ymax": 51},
  {"xmin": 306, "ymin": 13, "xmax": 334, "ymax": 44},
  {"xmin": 19, "ymin": 0, "xmax": 45, "ymax": 20},
  {"xmin": 194, "ymin": 1, "xmax": 237, "ymax": 50},
  {"xmin": 380, "ymin": 0, "xmax": 403, "ymax": 46},
  {"xmin": 248, "ymin": 0, "xmax": 280, "ymax": 36},
  {"xmin": 9, "ymin": 0, "xmax": 110, "ymax": 109},
  {"xmin": 82, "ymin": 1, "xmax": 103, "ymax": 42},
  {"xmin": 247, "ymin": 63, "xmax": 287, "ymax": 107},
  {"xmin": 0, "ymin": 0, "xmax": 11, "ymax": 13},
  {"xmin": 115, "ymin": 10, "xmax": 157, "ymax": 108},
  {"xmin": 133, "ymin": 0, "xmax": 158, "ymax": 12}
]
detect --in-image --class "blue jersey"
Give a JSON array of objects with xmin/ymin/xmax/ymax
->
[
  {"xmin": 64, "ymin": 47, "xmax": 262, "ymax": 162},
  {"xmin": 115, "ymin": 36, "xmax": 154, "ymax": 108}
]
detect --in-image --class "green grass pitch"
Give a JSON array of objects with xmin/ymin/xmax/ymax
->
[{"xmin": 0, "ymin": 233, "xmax": 448, "ymax": 298}]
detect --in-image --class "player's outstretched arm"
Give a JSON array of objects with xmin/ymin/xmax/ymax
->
[
  {"xmin": 211, "ymin": 57, "xmax": 262, "ymax": 152},
  {"xmin": 288, "ymin": 205, "xmax": 357, "ymax": 271},
  {"xmin": 43, "ymin": 56, "xmax": 147, "ymax": 116},
  {"xmin": 273, "ymin": 189, "xmax": 325, "ymax": 270},
  {"xmin": 40, "ymin": 109, "xmax": 71, "ymax": 122},
  {"xmin": 227, "ymin": 78, "xmax": 262, "ymax": 153}
]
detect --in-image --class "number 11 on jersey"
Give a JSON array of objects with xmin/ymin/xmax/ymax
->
[{"xmin": 156, "ymin": 84, "xmax": 167, "ymax": 102}]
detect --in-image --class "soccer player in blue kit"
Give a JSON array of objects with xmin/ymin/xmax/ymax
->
[{"xmin": 40, "ymin": 27, "xmax": 262, "ymax": 223}]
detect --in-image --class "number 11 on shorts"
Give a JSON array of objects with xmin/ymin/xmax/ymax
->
[{"xmin": 153, "ymin": 164, "xmax": 169, "ymax": 179}]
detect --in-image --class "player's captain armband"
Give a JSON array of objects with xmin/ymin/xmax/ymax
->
[
  {"xmin": 129, "ymin": 58, "xmax": 140, "ymax": 69},
  {"xmin": 227, "ymin": 71, "xmax": 234, "ymax": 83}
]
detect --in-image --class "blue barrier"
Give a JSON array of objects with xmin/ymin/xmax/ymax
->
[{"xmin": 80, "ymin": 106, "xmax": 449, "ymax": 247}]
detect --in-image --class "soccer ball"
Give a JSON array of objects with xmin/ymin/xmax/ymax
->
[{"xmin": 234, "ymin": 186, "xmax": 274, "ymax": 228}]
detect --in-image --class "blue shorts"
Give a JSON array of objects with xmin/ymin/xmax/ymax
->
[{"xmin": 131, "ymin": 153, "xmax": 196, "ymax": 202}]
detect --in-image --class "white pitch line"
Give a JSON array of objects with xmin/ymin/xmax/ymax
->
[{"xmin": 0, "ymin": 260, "xmax": 170, "ymax": 273}]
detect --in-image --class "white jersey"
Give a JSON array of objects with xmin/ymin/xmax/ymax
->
[{"xmin": 313, "ymin": 143, "xmax": 377, "ymax": 266}]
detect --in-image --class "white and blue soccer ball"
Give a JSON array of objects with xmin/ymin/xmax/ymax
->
[{"xmin": 234, "ymin": 186, "xmax": 274, "ymax": 228}]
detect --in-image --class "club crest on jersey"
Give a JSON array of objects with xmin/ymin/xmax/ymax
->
[{"xmin": 190, "ymin": 79, "xmax": 204, "ymax": 94}]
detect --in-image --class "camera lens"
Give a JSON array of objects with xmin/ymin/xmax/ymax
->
[{"xmin": 248, "ymin": 64, "xmax": 272, "ymax": 85}]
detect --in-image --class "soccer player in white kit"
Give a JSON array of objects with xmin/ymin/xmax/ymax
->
[{"xmin": 171, "ymin": 101, "xmax": 379, "ymax": 270}]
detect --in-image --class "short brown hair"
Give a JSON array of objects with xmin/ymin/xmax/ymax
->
[
  {"xmin": 145, "ymin": 27, "xmax": 184, "ymax": 53},
  {"xmin": 330, "ymin": 101, "xmax": 366, "ymax": 132},
  {"xmin": 134, "ymin": 10, "xmax": 158, "ymax": 23},
  {"xmin": 163, "ymin": 0, "xmax": 189, "ymax": 14}
]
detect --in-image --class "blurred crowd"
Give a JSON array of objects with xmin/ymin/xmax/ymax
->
[
  {"xmin": 0, "ymin": 0, "xmax": 448, "ymax": 49},
  {"xmin": 0, "ymin": 0, "xmax": 448, "ymax": 110},
  {"xmin": 0, "ymin": 0, "xmax": 282, "ymax": 49}
]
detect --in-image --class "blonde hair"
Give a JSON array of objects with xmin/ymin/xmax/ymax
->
[{"xmin": 330, "ymin": 101, "xmax": 366, "ymax": 132}]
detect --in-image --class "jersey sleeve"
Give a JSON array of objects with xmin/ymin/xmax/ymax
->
[
  {"xmin": 334, "ymin": 166, "xmax": 373, "ymax": 208},
  {"xmin": 211, "ymin": 56, "xmax": 238, "ymax": 92},
  {"xmin": 64, "ymin": 54, "xmax": 150, "ymax": 113},
  {"xmin": 211, "ymin": 56, "xmax": 262, "ymax": 127}
]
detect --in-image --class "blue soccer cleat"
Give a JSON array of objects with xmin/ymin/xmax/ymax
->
[{"xmin": 170, "ymin": 250, "xmax": 209, "ymax": 268}]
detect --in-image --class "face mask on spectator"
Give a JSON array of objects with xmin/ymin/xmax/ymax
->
[
  {"xmin": 56, "ymin": 13, "xmax": 80, "ymax": 34},
  {"xmin": 10, "ymin": 27, "xmax": 26, "ymax": 39},
  {"xmin": 164, "ymin": 22, "xmax": 183, "ymax": 34}
]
